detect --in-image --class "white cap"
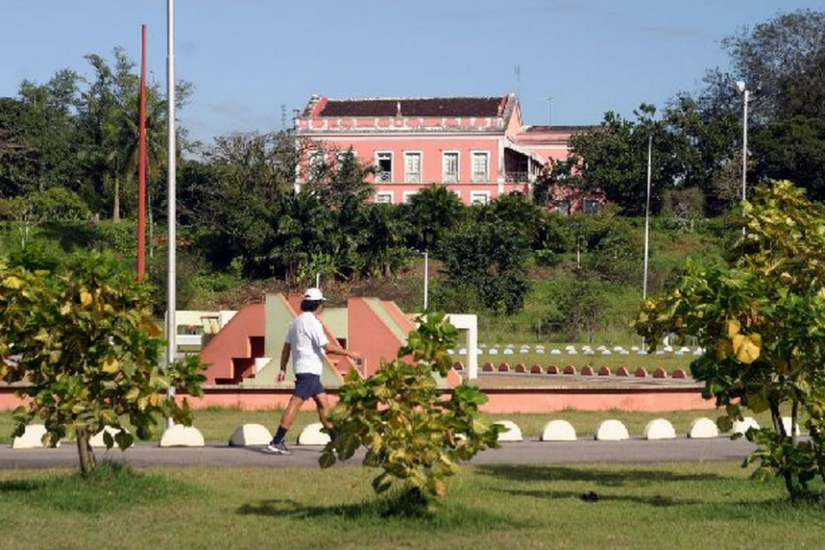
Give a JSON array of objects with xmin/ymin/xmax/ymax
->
[{"xmin": 303, "ymin": 287, "xmax": 325, "ymax": 301}]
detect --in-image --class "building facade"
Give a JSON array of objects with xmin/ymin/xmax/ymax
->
[{"xmin": 293, "ymin": 93, "xmax": 593, "ymax": 206}]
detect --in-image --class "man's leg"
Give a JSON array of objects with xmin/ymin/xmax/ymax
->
[
  {"xmin": 311, "ymin": 392, "xmax": 333, "ymax": 431},
  {"xmin": 271, "ymin": 395, "xmax": 304, "ymax": 445}
]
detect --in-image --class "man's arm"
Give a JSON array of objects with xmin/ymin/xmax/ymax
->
[
  {"xmin": 323, "ymin": 342, "xmax": 362, "ymax": 365},
  {"xmin": 277, "ymin": 343, "xmax": 291, "ymax": 382}
]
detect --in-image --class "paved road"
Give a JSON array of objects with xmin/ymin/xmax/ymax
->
[{"xmin": 0, "ymin": 437, "xmax": 757, "ymax": 470}]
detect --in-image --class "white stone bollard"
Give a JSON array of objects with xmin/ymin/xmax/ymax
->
[
  {"xmin": 229, "ymin": 424, "xmax": 272, "ymax": 447},
  {"xmin": 159, "ymin": 424, "xmax": 205, "ymax": 447},
  {"xmin": 12, "ymin": 424, "xmax": 58, "ymax": 449},
  {"xmin": 495, "ymin": 420, "xmax": 523, "ymax": 442},
  {"xmin": 688, "ymin": 417, "xmax": 719, "ymax": 439},
  {"xmin": 781, "ymin": 417, "xmax": 801, "ymax": 437},
  {"xmin": 643, "ymin": 418, "xmax": 676, "ymax": 440},
  {"xmin": 595, "ymin": 419, "xmax": 629, "ymax": 441},
  {"xmin": 732, "ymin": 417, "xmax": 760, "ymax": 436},
  {"xmin": 90, "ymin": 426, "xmax": 132, "ymax": 448},
  {"xmin": 297, "ymin": 422, "xmax": 331, "ymax": 445},
  {"xmin": 540, "ymin": 420, "xmax": 577, "ymax": 441}
]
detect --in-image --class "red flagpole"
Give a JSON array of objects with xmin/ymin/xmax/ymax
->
[{"xmin": 137, "ymin": 24, "xmax": 147, "ymax": 281}]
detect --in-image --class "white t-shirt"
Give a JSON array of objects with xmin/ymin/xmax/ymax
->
[{"xmin": 285, "ymin": 312, "xmax": 329, "ymax": 375}]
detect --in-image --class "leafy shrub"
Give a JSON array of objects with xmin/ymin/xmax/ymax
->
[{"xmin": 320, "ymin": 312, "xmax": 501, "ymax": 505}]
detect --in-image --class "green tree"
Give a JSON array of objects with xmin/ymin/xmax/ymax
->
[
  {"xmin": 191, "ymin": 131, "xmax": 298, "ymax": 276},
  {"xmin": 402, "ymin": 184, "xmax": 465, "ymax": 254},
  {"xmin": 0, "ymin": 252, "xmax": 206, "ymax": 475},
  {"xmin": 557, "ymin": 106, "xmax": 667, "ymax": 215},
  {"xmin": 721, "ymin": 9, "xmax": 825, "ymax": 121},
  {"xmin": 751, "ymin": 116, "xmax": 825, "ymax": 202},
  {"xmin": 635, "ymin": 181, "xmax": 825, "ymax": 501},
  {"xmin": 438, "ymin": 220, "xmax": 530, "ymax": 315},
  {"xmin": 320, "ymin": 312, "xmax": 501, "ymax": 506}
]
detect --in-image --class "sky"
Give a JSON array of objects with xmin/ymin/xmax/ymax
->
[{"xmin": 1, "ymin": 0, "xmax": 822, "ymax": 144}]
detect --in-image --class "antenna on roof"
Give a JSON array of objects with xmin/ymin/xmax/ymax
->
[
  {"xmin": 546, "ymin": 92, "xmax": 554, "ymax": 126},
  {"xmin": 514, "ymin": 64, "xmax": 521, "ymax": 97}
]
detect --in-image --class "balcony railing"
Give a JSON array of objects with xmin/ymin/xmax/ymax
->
[
  {"xmin": 505, "ymin": 171, "xmax": 529, "ymax": 183},
  {"xmin": 376, "ymin": 171, "xmax": 392, "ymax": 183}
]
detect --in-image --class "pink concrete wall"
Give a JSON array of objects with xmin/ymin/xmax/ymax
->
[
  {"xmin": 305, "ymin": 135, "xmax": 503, "ymax": 188},
  {"xmin": 200, "ymin": 304, "xmax": 265, "ymax": 384},
  {"xmin": 347, "ymin": 298, "xmax": 407, "ymax": 377},
  {"xmin": 0, "ymin": 387, "xmax": 715, "ymax": 413}
]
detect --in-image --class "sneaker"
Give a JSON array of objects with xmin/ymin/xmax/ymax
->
[{"xmin": 262, "ymin": 442, "xmax": 291, "ymax": 455}]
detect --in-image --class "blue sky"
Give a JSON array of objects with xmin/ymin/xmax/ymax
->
[{"xmin": 1, "ymin": 0, "xmax": 821, "ymax": 143}]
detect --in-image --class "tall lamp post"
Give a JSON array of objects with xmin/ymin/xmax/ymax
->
[
  {"xmin": 407, "ymin": 250, "xmax": 429, "ymax": 311},
  {"xmin": 165, "ymin": 0, "xmax": 177, "ymax": 426},
  {"xmin": 642, "ymin": 134, "xmax": 653, "ymax": 300},
  {"xmin": 734, "ymin": 81, "xmax": 749, "ymax": 204},
  {"xmin": 423, "ymin": 249, "xmax": 429, "ymax": 311}
]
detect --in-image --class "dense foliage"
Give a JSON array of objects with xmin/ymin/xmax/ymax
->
[
  {"xmin": 636, "ymin": 181, "xmax": 825, "ymax": 501},
  {"xmin": 539, "ymin": 9, "xmax": 825, "ymax": 215},
  {"xmin": 0, "ymin": 252, "xmax": 206, "ymax": 474},
  {"xmin": 320, "ymin": 312, "xmax": 502, "ymax": 503}
]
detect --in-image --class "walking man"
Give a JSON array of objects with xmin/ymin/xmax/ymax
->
[{"xmin": 263, "ymin": 287, "xmax": 361, "ymax": 455}]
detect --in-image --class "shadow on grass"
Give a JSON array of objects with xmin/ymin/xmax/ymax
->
[
  {"xmin": 491, "ymin": 487, "xmax": 695, "ymax": 507},
  {"xmin": 475, "ymin": 464, "xmax": 726, "ymax": 485},
  {"xmin": 472, "ymin": 464, "xmax": 733, "ymax": 508},
  {"xmin": 237, "ymin": 494, "xmax": 522, "ymax": 531},
  {"xmin": 0, "ymin": 460, "xmax": 200, "ymax": 514}
]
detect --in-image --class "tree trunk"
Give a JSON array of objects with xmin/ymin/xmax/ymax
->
[
  {"xmin": 770, "ymin": 400, "xmax": 796, "ymax": 500},
  {"xmin": 76, "ymin": 428, "xmax": 97, "ymax": 475},
  {"xmin": 113, "ymin": 176, "xmax": 121, "ymax": 223}
]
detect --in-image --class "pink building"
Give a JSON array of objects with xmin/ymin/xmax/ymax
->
[{"xmin": 294, "ymin": 94, "xmax": 594, "ymax": 206}]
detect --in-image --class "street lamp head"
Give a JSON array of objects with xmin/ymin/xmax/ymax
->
[{"xmin": 734, "ymin": 80, "xmax": 746, "ymax": 94}]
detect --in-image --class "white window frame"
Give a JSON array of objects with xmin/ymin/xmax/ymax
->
[
  {"xmin": 336, "ymin": 149, "xmax": 356, "ymax": 166},
  {"xmin": 402, "ymin": 191, "xmax": 418, "ymax": 204},
  {"xmin": 442, "ymin": 151, "xmax": 460, "ymax": 183},
  {"xmin": 375, "ymin": 192, "xmax": 394, "ymax": 204},
  {"xmin": 471, "ymin": 151, "xmax": 489, "ymax": 183},
  {"xmin": 469, "ymin": 191, "xmax": 491, "ymax": 205},
  {"xmin": 583, "ymin": 198, "xmax": 601, "ymax": 214},
  {"xmin": 404, "ymin": 151, "xmax": 423, "ymax": 184},
  {"xmin": 309, "ymin": 149, "xmax": 326, "ymax": 170},
  {"xmin": 375, "ymin": 151, "xmax": 393, "ymax": 183}
]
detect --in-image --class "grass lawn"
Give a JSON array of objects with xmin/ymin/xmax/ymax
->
[{"xmin": 0, "ymin": 461, "xmax": 823, "ymax": 550}]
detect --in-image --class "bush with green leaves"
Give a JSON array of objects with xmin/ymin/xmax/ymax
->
[
  {"xmin": 438, "ymin": 220, "xmax": 530, "ymax": 315},
  {"xmin": 319, "ymin": 312, "xmax": 502, "ymax": 503},
  {"xmin": 0, "ymin": 251, "xmax": 206, "ymax": 475},
  {"xmin": 635, "ymin": 181, "xmax": 825, "ymax": 502}
]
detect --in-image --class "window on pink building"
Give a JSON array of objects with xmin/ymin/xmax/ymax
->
[
  {"xmin": 442, "ymin": 152, "xmax": 459, "ymax": 183},
  {"xmin": 376, "ymin": 151, "xmax": 392, "ymax": 182},
  {"xmin": 404, "ymin": 152, "xmax": 422, "ymax": 184},
  {"xmin": 471, "ymin": 151, "xmax": 489, "ymax": 183}
]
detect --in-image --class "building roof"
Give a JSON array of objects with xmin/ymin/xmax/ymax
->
[
  {"xmin": 309, "ymin": 96, "xmax": 510, "ymax": 118},
  {"xmin": 522, "ymin": 125, "xmax": 597, "ymax": 134}
]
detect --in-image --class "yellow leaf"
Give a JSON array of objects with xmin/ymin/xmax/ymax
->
[
  {"xmin": 733, "ymin": 333, "xmax": 761, "ymax": 364},
  {"xmin": 726, "ymin": 318, "xmax": 741, "ymax": 339},
  {"xmin": 101, "ymin": 357, "xmax": 120, "ymax": 374},
  {"xmin": 80, "ymin": 290, "xmax": 93, "ymax": 306},
  {"xmin": 432, "ymin": 478, "xmax": 447, "ymax": 498},
  {"xmin": 60, "ymin": 302, "xmax": 72, "ymax": 315},
  {"xmin": 3, "ymin": 276, "xmax": 22, "ymax": 289}
]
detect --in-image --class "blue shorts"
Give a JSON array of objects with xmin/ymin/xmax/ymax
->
[{"xmin": 294, "ymin": 373, "xmax": 325, "ymax": 399}]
